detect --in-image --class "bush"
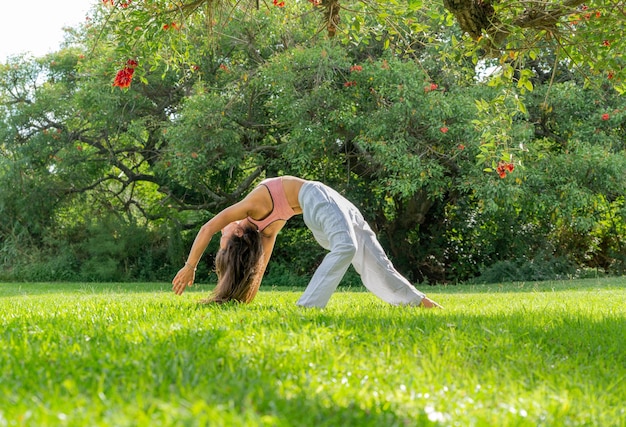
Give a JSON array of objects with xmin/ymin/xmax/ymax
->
[
  {"xmin": 12, "ymin": 249, "xmax": 81, "ymax": 282},
  {"xmin": 474, "ymin": 255, "xmax": 577, "ymax": 284}
]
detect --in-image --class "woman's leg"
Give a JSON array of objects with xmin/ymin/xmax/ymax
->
[
  {"xmin": 296, "ymin": 231, "xmax": 356, "ymax": 308},
  {"xmin": 297, "ymin": 181, "xmax": 427, "ymax": 307},
  {"xmin": 297, "ymin": 183, "xmax": 358, "ymax": 308},
  {"xmin": 350, "ymin": 215, "xmax": 426, "ymax": 305}
]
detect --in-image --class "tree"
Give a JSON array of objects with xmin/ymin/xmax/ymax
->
[
  {"xmin": 1, "ymin": 0, "xmax": 624, "ymax": 283},
  {"xmin": 96, "ymin": 0, "xmax": 624, "ymax": 166}
]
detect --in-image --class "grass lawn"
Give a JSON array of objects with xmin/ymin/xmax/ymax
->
[{"xmin": 1, "ymin": 278, "xmax": 624, "ymax": 426}]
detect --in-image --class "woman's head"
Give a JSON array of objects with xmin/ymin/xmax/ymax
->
[{"xmin": 208, "ymin": 221, "xmax": 264, "ymax": 304}]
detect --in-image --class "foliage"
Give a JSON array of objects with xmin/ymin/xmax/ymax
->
[
  {"xmin": 1, "ymin": 0, "xmax": 625, "ymax": 284},
  {"xmin": 1, "ymin": 280, "xmax": 625, "ymax": 425},
  {"xmin": 436, "ymin": 77, "xmax": 626, "ymax": 283},
  {"xmin": 96, "ymin": 0, "xmax": 626, "ymax": 159}
]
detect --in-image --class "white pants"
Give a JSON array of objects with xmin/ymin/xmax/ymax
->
[{"xmin": 296, "ymin": 181, "xmax": 425, "ymax": 308}]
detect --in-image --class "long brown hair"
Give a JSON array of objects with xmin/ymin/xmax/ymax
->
[{"xmin": 207, "ymin": 227, "xmax": 264, "ymax": 304}]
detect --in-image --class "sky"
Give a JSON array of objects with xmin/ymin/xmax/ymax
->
[{"xmin": 1, "ymin": 0, "xmax": 97, "ymax": 61}]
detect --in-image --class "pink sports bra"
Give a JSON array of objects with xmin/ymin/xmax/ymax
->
[{"xmin": 247, "ymin": 178, "xmax": 297, "ymax": 231}]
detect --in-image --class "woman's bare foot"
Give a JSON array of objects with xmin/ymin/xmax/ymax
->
[{"xmin": 420, "ymin": 296, "xmax": 443, "ymax": 309}]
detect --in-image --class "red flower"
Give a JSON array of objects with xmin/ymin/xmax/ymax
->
[
  {"xmin": 602, "ymin": 40, "xmax": 610, "ymax": 47},
  {"xmin": 457, "ymin": 144, "xmax": 465, "ymax": 150},
  {"xmin": 496, "ymin": 161, "xmax": 514, "ymax": 178},
  {"xmin": 608, "ymin": 71, "xmax": 615, "ymax": 79},
  {"xmin": 103, "ymin": 0, "xmax": 132, "ymax": 6},
  {"xmin": 440, "ymin": 126, "xmax": 449, "ymax": 133},
  {"xmin": 424, "ymin": 83, "xmax": 438, "ymax": 93},
  {"xmin": 273, "ymin": 0, "xmax": 285, "ymax": 6},
  {"xmin": 602, "ymin": 113, "xmax": 610, "ymax": 121},
  {"xmin": 113, "ymin": 67, "xmax": 134, "ymax": 88},
  {"xmin": 344, "ymin": 81, "xmax": 357, "ymax": 87},
  {"xmin": 113, "ymin": 59, "xmax": 138, "ymax": 89},
  {"xmin": 163, "ymin": 22, "xmax": 180, "ymax": 31},
  {"xmin": 595, "ymin": 11, "xmax": 601, "ymax": 18},
  {"xmin": 350, "ymin": 65, "xmax": 363, "ymax": 73}
]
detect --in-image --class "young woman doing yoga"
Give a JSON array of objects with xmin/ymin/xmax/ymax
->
[{"xmin": 172, "ymin": 176, "xmax": 441, "ymax": 308}]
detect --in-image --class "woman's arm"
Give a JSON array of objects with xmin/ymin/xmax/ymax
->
[
  {"xmin": 240, "ymin": 232, "xmax": 278, "ymax": 294},
  {"xmin": 171, "ymin": 199, "xmax": 255, "ymax": 295},
  {"xmin": 259, "ymin": 233, "xmax": 278, "ymax": 275}
]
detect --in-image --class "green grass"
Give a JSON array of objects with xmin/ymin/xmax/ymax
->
[{"xmin": 1, "ymin": 278, "xmax": 625, "ymax": 426}]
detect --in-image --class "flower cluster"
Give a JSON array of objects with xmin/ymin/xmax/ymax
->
[
  {"xmin": 581, "ymin": 5, "xmax": 601, "ymax": 19},
  {"xmin": 113, "ymin": 59, "xmax": 138, "ymax": 89},
  {"xmin": 424, "ymin": 83, "xmax": 438, "ymax": 93},
  {"xmin": 102, "ymin": 0, "xmax": 131, "ymax": 7},
  {"xmin": 570, "ymin": 5, "xmax": 601, "ymax": 25},
  {"xmin": 350, "ymin": 65, "xmax": 363, "ymax": 73},
  {"xmin": 163, "ymin": 22, "xmax": 180, "ymax": 31},
  {"xmin": 496, "ymin": 161, "xmax": 515, "ymax": 178}
]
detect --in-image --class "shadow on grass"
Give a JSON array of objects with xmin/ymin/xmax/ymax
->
[
  {"xmin": 430, "ymin": 276, "xmax": 626, "ymax": 294},
  {"xmin": 3, "ymin": 290, "xmax": 624, "ymax": 426},
  {"xmin": 0, "ymin": 282, "xmax": 217, "ymax": 298},
  {"xmin": 2, "ymin": 312, "xmax": 430, "ymax": 426},
  {"xmin": 2, "ymin": 276, "xmax": 625, "ymax": 299}
]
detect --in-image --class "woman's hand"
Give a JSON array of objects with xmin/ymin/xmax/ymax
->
[{"xmin": 172, "ymin": 264, "xmax": 196, "ymax": 295}]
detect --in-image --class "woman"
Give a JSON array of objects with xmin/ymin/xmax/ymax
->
[{"xmin": 172, "ymin": 176, "xmax": 441, "ymax": 308}]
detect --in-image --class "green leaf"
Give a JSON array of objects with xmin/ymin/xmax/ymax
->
[{"xmin": 407, "ymin": 0, "xmax": 423, "ymax": 11}]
